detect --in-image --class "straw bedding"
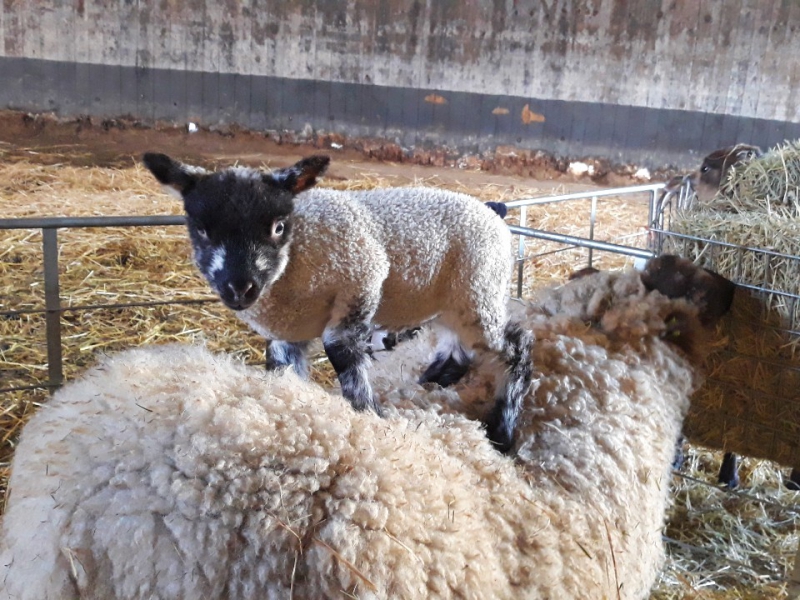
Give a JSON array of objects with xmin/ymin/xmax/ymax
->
[{"xmin": 0, "ymin": 151, "xmax": 797, "ymax": 598}]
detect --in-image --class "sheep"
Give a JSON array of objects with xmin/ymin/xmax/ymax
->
[
  {"xmin": 689, "ymin": 143, "xmax": 763, "ymax": 203},
  {"xmin": 655, "ymin": 144, "xmax": 763, "ymax": 217},
  {"xmin": 141, "ymin": 153, "xmax": 532, "ymax": 452},
  {"xmin": 0, "ymin": 258, "xmax": 731, "ymax": 600}
]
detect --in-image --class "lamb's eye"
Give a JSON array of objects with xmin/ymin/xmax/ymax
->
[
  {"xmin": 272, "ymin": 220, "xmax": 285, "ymax": 238},
  {"xmin": 701, "ymin": 165, "xmax": 710, "ymax": 173}
]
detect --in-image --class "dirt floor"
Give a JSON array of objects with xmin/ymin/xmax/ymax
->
[{"xmin": 0, "ymin": 110, "xmax": 624, "ymax": 191}]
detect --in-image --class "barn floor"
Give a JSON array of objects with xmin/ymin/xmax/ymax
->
[{"xmin": 0, "ymin": 112, "xmax": 798, "ymax": 599}]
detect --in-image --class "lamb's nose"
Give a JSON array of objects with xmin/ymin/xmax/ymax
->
[{"xmin": 227, "ymin": 280, "xmax": 257, "ymax": 304}]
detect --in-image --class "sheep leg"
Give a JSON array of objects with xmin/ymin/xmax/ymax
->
[
  {"xmin": 484, "ymin": 322, "xmax": 534, "ymax": 454},
  {"xmin": 419, "ymin": 329, "xmax": 473, "ymax": 387},
  {"xmin": 266, "ymin": 340, "xmax": 310, "ymax": 379},
  {"xmin": 323, "ymin": 308, "xmax": 382, "ymax": 416},
  {"xmin": 672, "ymin": 435, "xmax": 687, "ymax": 470},
  {"xmin": 785, "ymin": 468, "xmax": 800, "ymax": 491},
  {"xmin": 717, "ymin": 452, "xmax": 740, "ymax": 488}
]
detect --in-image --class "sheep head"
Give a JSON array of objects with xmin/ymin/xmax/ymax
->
[
  {"xmin": 142, "ymin": 153, "xmax": 330, "ymax": 310},
  {"xmin": 689, "ymin": 143, "xmax": 762, "ymax": 203},
  {"xmin": 641, "ymin": 254, "xmax": 736, "ymax": 328}
]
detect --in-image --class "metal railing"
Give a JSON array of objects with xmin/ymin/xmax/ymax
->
[
  {"xmin": 0, "ymin": 214, "xmax": 218, "ymax": 395},
  {"xmin": 504, "ymin": 183, "xmax": 665, "ymax": 296}
]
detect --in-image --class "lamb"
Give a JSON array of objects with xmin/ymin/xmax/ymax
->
[
  {"xmin": 0, "ymin": 259, "xmax": 731, "ymax": 599},
  {"xmin": 689, "ymin": 143, "xmax": 763, "ymax": 203},
  {"xmin": 655, "ymin": 144, "xmax": 763, "ymax": 216},
  {"xmin": 141, "ymin": 153, "xmax": 532, "ymax": 451}
]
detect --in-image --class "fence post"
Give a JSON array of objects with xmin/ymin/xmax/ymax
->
[{"xmin": 42, "ymin": 228, "xmax": 63, "ymax": 392}]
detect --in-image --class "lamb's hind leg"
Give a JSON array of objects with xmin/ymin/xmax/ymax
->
[
  {"xmin": 323, "ymin": 306, "xmax": 383, "ymax": 417},
  {"xmin": 484, "ymin": 321, "xmax": 534, "ymax": 454},
  {"xmin": 419, "ymin": 328, "xmax": 472, "ymax": 387},
  {"xmin": 442, "ymin": 309, "xmax": 534, "ymax": 453},
  {"xmin": 267, "ymin": 340, "xmax": 310, "ymax": 379}
]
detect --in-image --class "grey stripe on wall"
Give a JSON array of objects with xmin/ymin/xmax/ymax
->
[{"xmin": 2, "ymin": 57, "xmax": 799, "ymax": 169}]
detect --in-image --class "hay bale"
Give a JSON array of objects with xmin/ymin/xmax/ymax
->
[
  {"xmin": 708, "ymin": 138, "xmax": 800, "ymax": 217},
  {"xmin": 662, "ymin": 139, "xmax": 800, "ymax": 467}
]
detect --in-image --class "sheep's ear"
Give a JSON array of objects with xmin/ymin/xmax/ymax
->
[
  {"xmin": 268, "ymin": 155, "xmax": 330, "ymax": 194},
  {"xmin": 734, "ymin": 145, "xmax": 761, "ymax": 162},
  {"xmin": 142, "ymin": 152, "xmax": 201, "ymax": 198}
]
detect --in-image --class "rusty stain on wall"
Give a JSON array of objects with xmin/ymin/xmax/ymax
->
[
  {"xmin": 424, "ymin": 94, "xmax": 447, "ymax": 105},
  {"xmin": 521, "ymin": 104, "xmax": 545, "ymax": 124},
  {"xmin": 492, "ymin": 107, "xmax": 510, "ymax": 115}
]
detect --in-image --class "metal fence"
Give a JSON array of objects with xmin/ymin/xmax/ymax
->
[{"xmin": 0, "ymin": 215, "xmax": 202, "ymax": 395}]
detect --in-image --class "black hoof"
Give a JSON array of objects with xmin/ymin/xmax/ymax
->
[
  {"xmin": 718, "ymin": 452, "xmax": 739, "ymax": 489},
  {"xmin": 484, "ymin": 405, "xmax": 514, "ymax": 454},
  {"xmin": 381, "ymin": 327, "xmax": 423, "ymax": 351},
  {"xmin": 419, "ymin": 352, "xmax": 470, "ymax": 388},
  {"xmin": 672, "ymin": 436, "xmax": 686, "ymax": 470}
]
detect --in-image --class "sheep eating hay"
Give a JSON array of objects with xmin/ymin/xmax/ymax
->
[
  {"xmin": 142, "ymin": 153, "xmax": 532, "ymax": 451},
  {"xmin": 0, "ymin": 261, "xmax": 729, "ymax": 599}
]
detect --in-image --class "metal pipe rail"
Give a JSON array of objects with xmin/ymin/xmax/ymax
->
[
  {"xmin": 1, "ymin": 214, "xmax": 189, "ymax": 394},
  {"xmin": 505, "ymin": 183, "xmax": 664, "ymax": 297}
]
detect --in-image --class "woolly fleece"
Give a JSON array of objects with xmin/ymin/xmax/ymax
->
[
  {"xmin": 0, "ymin": 270, "xmax": 699, "ymax": 600},
  {"xmin": 237, "ymin": 186, "xmax": 511, "ymax": 349}
]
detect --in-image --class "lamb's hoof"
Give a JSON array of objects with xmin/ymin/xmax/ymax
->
[
  {"xmin": 382, "ymin": 327, "xmax": 422, "ymax": 351},
  {"xmin": 784, "ymin": 468, "xmax": 800, "ymax": 491},
  {"xmin": 349, "ymin": 397, "xmax": 385, "ymax": 418},
  {"xmin": 718, "ymin": 452, "xmax": 739, "ymax": 489},
  {"xmin": 484, "ymin": 406, "xmax": 514, "ymax": 455},
  {"xmin": 672, "ymin": 436, "xmax": 686, "ymax": 470},
  {"xmin": 419, "ymin": 353, "xmax": 470, "ymax": 388}
]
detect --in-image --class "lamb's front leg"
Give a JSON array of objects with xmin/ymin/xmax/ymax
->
[
  {"xmin": 267, "ymin": 340, "xmax": 310, "ymax": 379},
  {"xmin": 322, "ymin": 305, "xmax": 382, "ymax": 416}
]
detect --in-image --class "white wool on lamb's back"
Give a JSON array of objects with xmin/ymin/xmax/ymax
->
[
  {"xmin": 239, "ymin": 186, "xmax": 510, "ymax": 339},
  {"xmin": 0, "ymin": 268, "xmax": 704, "ymax": 600}
]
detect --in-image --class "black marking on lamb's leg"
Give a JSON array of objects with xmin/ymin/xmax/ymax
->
[
  {"xmin": 266, "ymin": 340, "xmax": 310, "ymax": 379},
  {"xmin": 785, "ymin": 468, "xmax": 800, "ymax": 491},
  {"xmin": 485, "ymin": 322, "xmax": 534, "ymax": 454},
  {"xmin": 672, "ymin": 436, "xmax": 687, "ymax": 470},
  {"xmin": 419, "ymin": 350, "xmax": 472, "ymax": 387},
  {"xmin": 718, "ymin": 452, "xmax": 740, "ymax": 489},
  {"xmin": 419, "ymin": 336, "xmax": 472, "ymax": 387},
  {"xmin": 323, "ymin": 314, "xmax": 382, "ymax": 417}
]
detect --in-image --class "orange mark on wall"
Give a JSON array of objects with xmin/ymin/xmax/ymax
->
[
  {"xmin": 521, "ymin": 104, "xmax": 545, "ymax": 124},
  {"xmin": 492, "ymin": 107, "xmax": 510, "ymax": 115},
  {"xmin": 424, "ymin": 94, "xmax": 448, "ymax": 105}
]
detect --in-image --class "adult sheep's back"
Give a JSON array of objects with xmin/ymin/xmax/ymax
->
[{"xmin": 0, "ymin": 344, "xmax": 580, "ymax": 600}]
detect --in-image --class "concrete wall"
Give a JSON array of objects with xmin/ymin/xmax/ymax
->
[{"xmin": 2, "ymin": 0, "xmax": 799, "ymax": 167}]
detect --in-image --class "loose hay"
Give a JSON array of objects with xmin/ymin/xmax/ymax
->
[{"xmin": 0, "ymin": 155, "xmax": 797, "ymax": 598}]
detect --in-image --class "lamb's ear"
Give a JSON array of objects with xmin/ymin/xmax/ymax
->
[
  {"xmin": 142, "ymin": 152, "xmax": 201, "ymax": 198},
  {"xmin": 268, "ymin": 155, "xmax": 330, "ymax": 194}
]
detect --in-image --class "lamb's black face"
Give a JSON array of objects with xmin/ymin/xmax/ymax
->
[
  {"xmin": 142, "ymin": 153, "xmax": 330, "ymax": 311},
  {"xmin": 185, "ymin": 172, "xmax": 295, "ymax": 309}
]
